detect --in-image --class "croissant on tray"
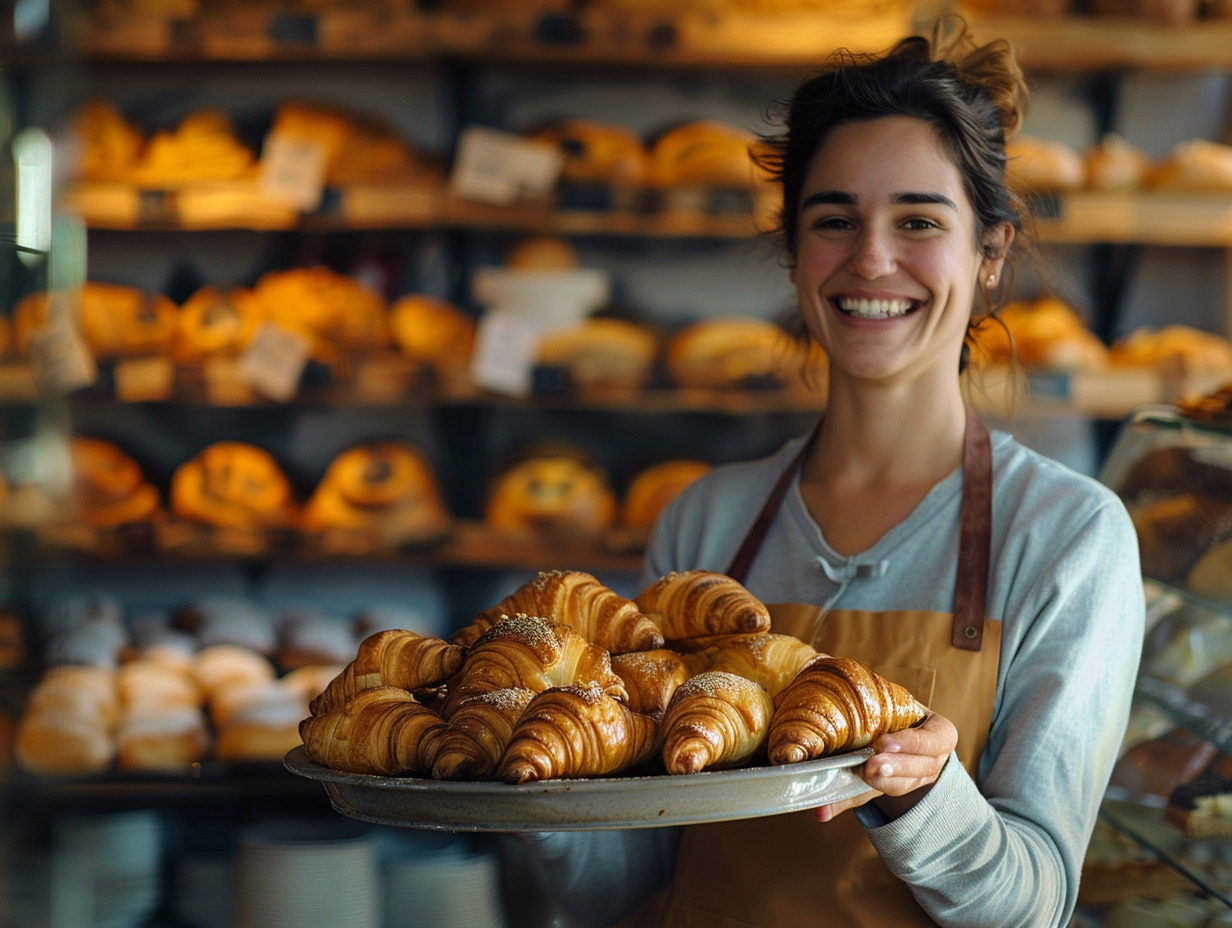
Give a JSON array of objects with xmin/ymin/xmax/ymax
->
[
  {"xmin": 766, "ymin": 656, "xmax": 927, "ymax": 765},
  {"xmin": 299, "ymin": 685, "xmax": 446, "ymax": 776},
  {"xmin": 309, "ymin": 629, "xmax": 466, "ymax": 717},
  {"xmin": 496, "ymin": 683, "xmax": 661, "ymax": 784},
  {"xmin": 439, "ymin": 614, "xmax": 627, "ymax": 718},
  {"xmin": 681, "ymin": 633, "xmax": 820, "ymax": 700},
  {"xmin": 611, "ymin": 648, "xmax": 693, "ymax": 717},
  {"xmin": 430, "ymin": 687, "xmax": 536, "ymax": 780},
  {"xmin": 635, "ymin": 570, "xmax": 771, "ymax": 642},
  {"xmin": 452, "ymin": 570, "xmax": 665, "ymax": 654},
  {"xmin": 661, "ymin": 670, "xmax": 775, "ymax": 775}
]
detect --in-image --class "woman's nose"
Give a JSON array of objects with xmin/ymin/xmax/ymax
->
[{"xmin": 848, "ymin": 228, "xmax": 895, "ymax": 279}]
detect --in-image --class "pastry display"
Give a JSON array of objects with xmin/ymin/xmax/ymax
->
[
  {"xmin": 387, "ymin": 294, "xmax": 476, "ymax": 381},
  {"xmin": 300, "ymin": 441, "xmax": 452, "ymax": 547},
  {"xmin": 76, "ymin": 282, "xmax": 177, "ymax": 360},
  {"xmin": 665, "ymin": 316, "xmax": 798, "ymax": 388},
  {"xmin": 1148, "ymin": 139, "xmax": 1232, "ymax": 191},
  {"xmin": 1109, "ymin": 325, "xmax": 1232, "ymax": 373},
  {"xmin": 969, "ymin": 296, "xmax": 1108, "ymax": 370},
  {"xmin": 535, "ymin": 317, "xmax": 659, "ymax": 390},
  {"xmin": 452, "ymin": 568, "xmax": 665, "ymax": 653},
  {"xmin": 1177, "ymin": 382, "xmax": 1232, "ymax": 424},
  {"xmin": 297, "ymin": 572, "xmax": 925, "ymax": 785},
  {"xmin": 528, "ymin": 119, "xmax": 649, "ymax": 187},
  {"xmin": 1084, "ymin": 133, "xmax": 1152, "ymax": 191},
  {"xmin": 1004, "ymin": 135, "xmax": 1085, "ymax": 193},
  {"xmin": 71, "ymin": 98, "xmax": 144, "ymax": 183},
  {"xmin": 268, "ymin": 101, "xmax": 420, "ymax": 186},
  {"xmin": 484, "ymin": 446, "xmax": 618, "ymax": 536},
  {"xmin": 170, "ymin": 441, "xmax": 296, "ymax": 530},
  {"xmin": 619, "ymin": 459, "xmax": 711, "ymax": 532},
  {"xmin": 15, "ymin": 666, "xmax": 119, "ymax": 775},
  {"xmin": 173, "ymin": 286, "xmax": 262, "ymax": 361},
  {"xmin": 506, "ymin": 235, "xmax": 579, "ymax": 271},
  {"xmin": 127, "ymin": 110, "xmax": 255, "ymax": 188},
  {"xmin": 115, "ymin": 707, "xmax": 210, "ymax": 772},
  {"xmin": 249, "ymin": 266, "xmax": 389, "ymax": 363},
  {"xmin": 646, "ymin": 120, "xmax": 758, "ymax": 189},
  {"xmin": 1132, "ymin": 493, "xmax": 1232, "ymax": 586},
  {"xmin": 1166, "ymin": 771, "xmax": 1232, "ymax": 837},
  {"xmin": 67, "ymin": 436, "xmax": 162, "ymax": 527}
]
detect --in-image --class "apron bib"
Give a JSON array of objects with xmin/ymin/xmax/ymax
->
[{"xmin": 660, "ymin": 412, "xmax": 1002, "ymax": 928}]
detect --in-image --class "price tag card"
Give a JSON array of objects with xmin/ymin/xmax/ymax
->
[
  {"xmin": 115, "ymin": 356, "xmax": 175, "ymax": 402},
  {"xmin": 259, "ymin": 131, "xmax": 330, "ymax": 211},
  {"xmin": 469, "ymin": 310, "xmax": 543, "ymax": 397},
  {"xmin": 239, "ymin": 321, "xmax": 312, "ymax": 402},
  {"xmin": 449, "ymin": 126, "xmax": 564, "ymax": 206},
  {"xmin": 26, "ymin": 297, "xmax": 97, "ymax": 394}
]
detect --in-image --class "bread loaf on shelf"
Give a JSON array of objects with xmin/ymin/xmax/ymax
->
[
  {"xmin": 174, "ymin": 286, "xmax": 262, "ymax": 361},
  {"xmin": 170, "ymin": 442, "xmax": 296, "ymax": 530},
  {"xmin": 620, "ymin": 460, "xmax": 711, "ymax": 533},
  {"xmin": 666, "ymin": 316, "xmax": 800, "ymax": 388},
  {"xmin": 387, "ymin": 294, "xmax": 476, "ymax": 380},
  {"xmin": 68, "ymin": 436, "xmax": 162, "ymax": 527},
  {"xmin": 484, "ymin": 447, "xmax": 618, "ymax": 536}
]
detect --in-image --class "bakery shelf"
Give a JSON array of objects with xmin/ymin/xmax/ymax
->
[
  {"xmin": 1033, "ymin": 191, "xmax": 1232, "ymax": 248},
  {"xmin": 73, "ymin": 6, "xmax": 915, "ymax": 70},
  {"xmin": 966, "ymin": 13, "xmax": 1232, "ymax": 73}
]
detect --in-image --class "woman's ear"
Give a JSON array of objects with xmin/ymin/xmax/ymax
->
[{"xmin": 980, "ymin": 222, "xmax": 1015, "ymax": 281}]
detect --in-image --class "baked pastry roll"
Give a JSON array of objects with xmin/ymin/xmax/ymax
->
[
  {"xmin": 529, "ymin": 119, "xmax": 648, "ymax": 187},
  {"xmin": 969, "ymin": 297, "xmax": 1108, "ymax": 371},
  {"xmin": 388, "ymin": 294, "xmax": 476, "ymax": 380},
  {"xmin": 439, "ymin": 614, "xmax": 626, "ymax": 718},
  {"xmin": 635, "ymin": 570, "xmax": 771, "ymax": 641},
  {"xmin": 270, "ymin": 101, "xmax": 419, "ymax": 187},
  {"xmin": 1109, "ymin": 325, "xmax": 1232, "ymax": 372},
  {"xmin": 309, "ymin": 629, "xmax": 465, "ymax": 717},
  {"xmin": 77, "ymin": 282, "xmax": 177, "ymax": 360},
  {"xmin": 173, "ymin": 286, "xmax": 262, "ymax": 361},
  {"xmin": 301, "ymin": 441, "xmax": 451, "ymax": 546},
  {"xmin": 250, "ymin": 267, "xmax": 389, "ymax": 363},
  {"xmin": 666, "ymin": 316, "xmax": 798, "ymax": 388},
  {"xmin": 68, "ymin": 437, "xmax": 162, "ymax": 527},
  {"xmin": 72, "ymin": 98, "xmax": 143, "ymax": 183},
  {"xmin": 128, "ymin": 110, "xmax": 255, "ymax": 187},
  {"xmin": 767, "ymin": 656, "xmax": 927, "ymax": 764},
  {"xmin": 620, "ymin": 460, "xmax": 711, "ymax": 532},
  {"xmin": 535, "ymin": 318, "xmax": 658, "ymax": 390},
  {"xmin": 484, "ymin": 448, "xmax": 617, "ymax": 536},
  {"xmin": 1148, "ymin": 139, "xmax": 1232, "ymax": 191},
  {"xmin": 453, "ymin": 569, "xmax": 664, "ymax": 653},
  {"xmin": 681, "ymin": 632, "xmax": 820, "ymax": 700},
  {"xmin": 1004, "ymin": 135, "xmax": 1085, "ymax": 192},
  {"xmin": 170, "ymin": 441, "xmax": 295, "ymax": 529},
  {"xmin": 430, "ymin": 686, "xmax": 536, "ymax": 780},
  {"xmin": 300, "ymin": 685, "xmax": 446, "ymax": 776},
  {"xmin": 611, "ymin": 648, "xmax": 692, "ymax": 717},
  {"xmin": 1083, "ymin": 133, "xmax": 1151, "ymax": 190},
  {"xmin": 647, "ymin": 120, "xmax": 757, "ymax": 189},
  {"xmin": 496, "ymin": 683, "xmax": 660, "ymax": 783},
  {"xmin": 661, "ymin": 670, "xmax": 774, "ymax": 774}
]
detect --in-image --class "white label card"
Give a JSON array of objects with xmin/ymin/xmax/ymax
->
[
  {"xmin": 469, "ymin": 310, "xmax": 543, "ymax": 397},
  {"xmin": 239, "ymin": 321, "xmax": 312, "ymax": 402},
  {"xmin": 259, "ymin": 131, "xmax": 330, "ymax": 211},
  {"xmin": 450, "ymin": 126, "xmax": 564, "ymax": 206}
]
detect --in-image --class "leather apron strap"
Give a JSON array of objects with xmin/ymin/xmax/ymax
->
[{"xmin": 725, "ymin": 409, "xmax": 993, "ymax": 652}]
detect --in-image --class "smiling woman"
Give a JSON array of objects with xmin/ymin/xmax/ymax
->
[{"xmin": 511, "ymin": 17, "xmax": 1144, "ymax": 928}]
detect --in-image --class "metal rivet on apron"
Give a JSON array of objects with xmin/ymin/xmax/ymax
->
[{"xmin": 964, "ymin": 625, "xmax": 978, "ymax": 639}]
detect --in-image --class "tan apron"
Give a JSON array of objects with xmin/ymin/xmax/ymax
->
[{"xmin": 658, "ymin": 411, "xmax": 1003, "ymax": 928}]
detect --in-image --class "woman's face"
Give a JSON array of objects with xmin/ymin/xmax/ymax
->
[{"xmin": 791, "ymin": 115, "xmax": 1009, "ymax": 386}]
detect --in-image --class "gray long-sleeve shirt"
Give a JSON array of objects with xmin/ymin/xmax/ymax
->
[{"xmin": 519, "ymin": 427, "xmax": 1144, "ymax": 927}]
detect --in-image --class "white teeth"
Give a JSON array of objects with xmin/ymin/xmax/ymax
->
[{"xmin": 837, "ymin": 297, "xmax": 913, "ymax": 319}]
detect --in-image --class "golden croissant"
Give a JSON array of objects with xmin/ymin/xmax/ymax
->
[
  {"xmin": 439, "ymin": 614, "xmax": 627, "ymax": 718},
  {"xmin": 309, "ymin": 629, "xmax": 466, "ymax": 716},
  {"xmin": 611, "ymin": 648, "xmax": 693, "ymax": 717},
  {"xmin": 299, "ymin": 685, "xmax": 446, "ymax": 776},
  {"xmin": 767, "ymin": 656, "xmax": 927, "ymax": 764},
  {"xmin": 635, "ymin": 570, "xmax": 771, "ymax": 641},
  {"xmin": 430, "ymin": 687, "xmax": 536, "ymax": 780},
  {"xmin": 661, "ymin": 670, "xmax": 775, "ymax": 774},
  {"xmin": 453, "ymin": 569, "xmax": 665, "ymax": 654},
  {"xmin": 681, "ymin": 633, "xmax": 820, "ymax": 700},
  {"xmin": 496, "ymin": 683, "xmax": 661, "ymax": 783}
]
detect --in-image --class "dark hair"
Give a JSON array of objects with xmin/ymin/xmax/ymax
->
[{"xmin": 756, "ymin": 17, "xmax": 1028, "ymax": 262}]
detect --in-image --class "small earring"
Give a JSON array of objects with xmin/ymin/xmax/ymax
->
[{"xmin": 986, "ymin": 274, "xmax": 996, "ymax": 286}]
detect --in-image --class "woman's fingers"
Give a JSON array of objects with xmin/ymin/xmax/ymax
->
[{"xmin": 815, "ymin": 788, "xmax": 880, "ymax": 823}]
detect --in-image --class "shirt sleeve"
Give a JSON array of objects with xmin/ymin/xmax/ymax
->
[{"xmin": 856, "ymin": 496, "xmax": 1144, "ymax": 927}]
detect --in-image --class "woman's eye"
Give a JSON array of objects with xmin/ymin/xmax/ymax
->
[
  {"xmin": 811, "ymin": 215, "xmax": 852, "ymax": 231},
  {"xmin": 902, "ymin": 217, "xmax": 939, "ymax": 231}
]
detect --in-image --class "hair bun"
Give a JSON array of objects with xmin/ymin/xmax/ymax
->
[{"xmin": 931, "ymin": 16, "xmax": 1029, "ymax": 142}]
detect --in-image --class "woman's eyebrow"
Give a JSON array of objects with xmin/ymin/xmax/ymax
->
[{"xmin": 799, "ymin": 190, "xmax": 958, "ymax": 210}]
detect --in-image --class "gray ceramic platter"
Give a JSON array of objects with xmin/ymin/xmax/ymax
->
[{"xmin": 283, "ymin": 745, "xmax": 874, "ymax": 832}]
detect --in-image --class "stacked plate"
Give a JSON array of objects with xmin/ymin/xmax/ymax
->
[
  {"xmin": 171, "ymin": 852, "xmax": 235, "ymax": 928},
  {"xmin": 53, "ymin": 810, "xmax": 163, "ymax": 928},
  {"xmin": 235, "ymin": 819, "xmax": 380, "ymax": 928},
  {"xmin": 383, "ymin": 838, "xmax": 505, "ymax": 928}
]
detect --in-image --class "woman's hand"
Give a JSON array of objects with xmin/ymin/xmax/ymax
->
[{"xmin": 814, "ymin": 712, "xmax": 958, "ymax": 823}]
